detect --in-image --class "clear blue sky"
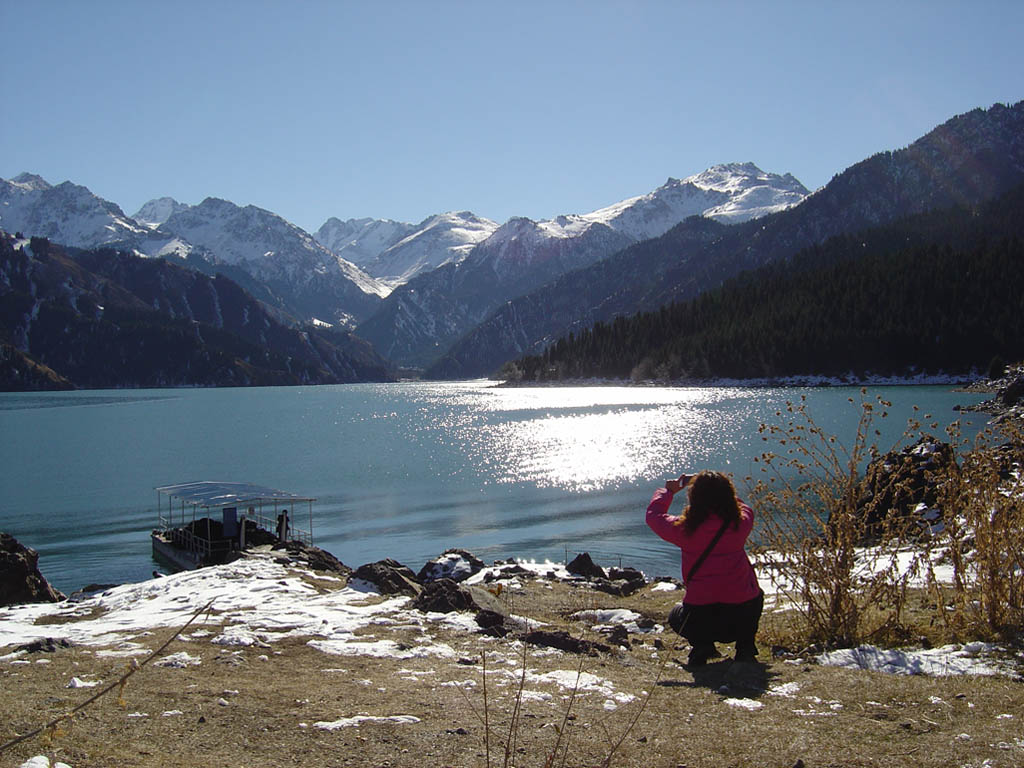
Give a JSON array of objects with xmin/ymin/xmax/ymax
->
[{"xmin": 2, "ymin": 1, "xmax": 1021, "ymax": 233}]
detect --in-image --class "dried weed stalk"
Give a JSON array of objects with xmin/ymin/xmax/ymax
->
[
  {"xmin": 750, "ymin": 391, "xmax": 1024, "ymax": 649},
  {"xmin": 925, "ymin": 419, "xmax": 1024, "ymax": 640},
  {"xmin": 747, "ymin": 392, "xmax": 927, "ymax": 647}
]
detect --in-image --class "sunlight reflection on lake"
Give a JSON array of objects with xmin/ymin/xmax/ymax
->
[{"xmin": 0, "ymin": 381, "xmax": 986, "ymax": 592}]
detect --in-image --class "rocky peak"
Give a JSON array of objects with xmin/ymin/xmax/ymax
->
[
  {"xmin": 10, "ymin": 172, "xmax": 52, "ymax": 191},
  {"xmin": 133, "ymin": 196, "xmax": 191, "ymax": 227}
]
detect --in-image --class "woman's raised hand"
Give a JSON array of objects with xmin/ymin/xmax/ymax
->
[{"xmin": 666, "ymin": 473, "xmax": 692, "ymax": 494}]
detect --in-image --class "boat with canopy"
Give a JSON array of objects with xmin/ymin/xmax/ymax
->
[{"xmin": 152, "ymin": 481, "xmax": 316, "ymax": 571}]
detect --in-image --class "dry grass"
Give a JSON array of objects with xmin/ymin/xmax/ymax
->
[
  {"xmin": 748, "ymin": 392, "xmax": 1024, "ymax": 650},
  {"xmin": 3, "ymin": 576, "xmax": 1022, "ymax": 768}
]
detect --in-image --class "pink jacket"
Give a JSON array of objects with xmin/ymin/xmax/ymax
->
[{"xmin": 645, "ymin": 487, "xmax": 760, "ymax": 605}]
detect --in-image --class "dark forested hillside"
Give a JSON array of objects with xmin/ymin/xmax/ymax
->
[
  {"xmin": 429, "ymin": 101, "xmax": 1024, "ymax": 380},
  {"xmin": 0, "ymin": 234, "xmax": 395, "ymax": 390},
  {"xmin": 504, "ymin": 185, "xmax": 1024, "ymax": 383}
]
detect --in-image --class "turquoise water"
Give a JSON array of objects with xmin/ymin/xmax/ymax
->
[{"xmin": 0, "ymin": 382, "xmax": 985, "ymax": 594}]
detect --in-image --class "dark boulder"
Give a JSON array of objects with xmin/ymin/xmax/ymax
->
[
  {"xmin": 0, "ymin": 532, "xmax": 65, "ymax": 607},
  {"xmin": 276, "ymin": 541, "xmax": 351, "ymax": 576},
  {"xmin": 17, "ymin": 637, "xmax": 75, "ymax": 653},
  {"xmin": 411, "ymin": 578, "xmax": 508, "ymax": 617},
  {"xmin": 475, "ymin": 609, "xmax": 511, "ymax": 636},
  {"xmin": 411, "ymin": 578, "xmax": 476, "ymax": 613},
  {"xmin": 350, "ymin": 558, "xmax": 421, "ymax": 596},
  {"xmin": 483, "ymin": 564, "xmax": 534, "ymax": 582},
  {"xmin": 1000, "ymin": 375, "xmax": 1024, "ymax": 406},
  {"xmin": 417, "ymin": 549, "xmax": 486, "ymax": 583},
  {"xmin": 596, "ymin": 566, "xmax": 647, "ymax": 596},
  {"xmin": 856, "ymin": 437, "xmax": 956, "ymax": 536},
  {"xmin": 522, "ymin": 630, "xmax": 611, "ymax": 656},
  {"xmin": 241, "ymin": 518, "xmax": 278, "ymax": 546},
  {"xmin": 566, "ymin": 552, "xmax": 607, "ymax": 580}
]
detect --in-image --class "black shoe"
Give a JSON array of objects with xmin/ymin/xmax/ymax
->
[
  {"xmin": 686, "ymin": 644, "xmax": 721, "ymax": 667},
  {"xmin": 734, "ymin": 645, "xmax": 758, "ymax": 664}
]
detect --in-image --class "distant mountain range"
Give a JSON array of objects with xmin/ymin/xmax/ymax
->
[
  {"xmin": 1, "ymin": 100, "xmax": 1021, "ymax": 388},
  {"xmin": 315, "ymin": 212, "xmax": 499, "ymax": 288},
  {"xmin": 424, "ymin": 101, "xmax": 1024, "ymax": 379},
  {"xmin": 354, "ymin": 163, "xmax": 809, "ymax": 367},
  {"xmin": 0, "ymin": 159, "xmax": 808, "ymax": 379},
  {"xmin": 0, "ymin": 232, "xmax": 394, "ymax": 389},
  {"xmin": 506, "ymin": 183, "xmax": 1024, "ymax": 383}
]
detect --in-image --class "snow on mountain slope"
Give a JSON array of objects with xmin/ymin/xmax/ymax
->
[
  {"xmin": 163, "ymin": 197, "xmax": 387, "ymax": 298},
  {"xmin": 581, "ymin": 162, "xmax": 809, "ymax": 238},
  {"xmin": 372, "ymin": 211, "xmax": 498, "ymax": 285},
  {"xmin": 133, "ymin": 196, "xmax": 191, "ymax": 227},
  {"xmin": 314, "ymin": 210, "xmax": 498, "ymax": 287},
  {"xmin": 0, "ymin": 173, "xmax": 149, "ymax": 247},
  {"xmin": 314, "ymin": 217, "xmax": 417, "ymax": 268},
  {"xmin": 473, "ymin": 163, "xmax": 807, "ymax": 262}
]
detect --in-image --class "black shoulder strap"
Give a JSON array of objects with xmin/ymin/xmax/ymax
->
[{"xmin": 685, "ymin": 518, "xmax": 731, "ymax": 583}]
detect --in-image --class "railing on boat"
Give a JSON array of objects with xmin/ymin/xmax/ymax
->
[{"xmin": 154, "ymin": 482, "xmax": 316, "ymax": 562}]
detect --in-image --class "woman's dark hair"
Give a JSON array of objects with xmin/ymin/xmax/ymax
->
[{"xmin": 676, "ymin": 470, "xmax": 741, "ymax": 533}]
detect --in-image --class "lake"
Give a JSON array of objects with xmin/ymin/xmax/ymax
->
[{"xmin": 0, "ymin": 381, "xmax": 986, "ymax": 595}]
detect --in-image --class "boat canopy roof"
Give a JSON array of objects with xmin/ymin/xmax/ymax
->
[{"xmin": 155, "ymin": 481, "xmax": 316, "ymax": 509}]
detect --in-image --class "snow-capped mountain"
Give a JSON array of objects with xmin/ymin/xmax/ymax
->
[
  {"xmin": 161, "ymin": 197, "xmax": 388, "ymax": 325},
  {"xmin": 315, "ymin": 211, "xmax": 499, "ymax": 287},
  {"xmin": 425, "ymin": 101, "xmax": 1024, "ymax": 380},
  {"xmin": 1, "ymin": 177, "xmax": 388, "ymax": 327},
  {"xmin": 582, "ymin": 162, "xmax": 809, "ymax": 237},
  {"xmin": 372, "ymin": 211, "xmax": 499, "ymax": 285},
  {"xmin": 473, "ymin": 162, "xmax": 807, "ymax": 258},
  {"xmin": 1, "ymin": 173, "xmax": 150, "ymax": 248},
  {"xmin": 356, "ymin": 163, "xmax": 808, "ymax": 368},
  {"xmin": 314, "ymin": 217, "xmax": 416, "ymax": 269},
  {"xmin": 133, "ymin": 196, "xmax": 191, "ymax": 227}
]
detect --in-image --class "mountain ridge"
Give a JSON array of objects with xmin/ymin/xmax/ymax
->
[
  {"xmin": 355, "ymin": 162, "xmax": 807, "ymax": 368},
  {"xmin": 425, "ymin": 101, "xmax": 1024, "ymax": 379},
  {"xmin": 0, "ymin": 232, "xmax": 395, "ymax": 389}
]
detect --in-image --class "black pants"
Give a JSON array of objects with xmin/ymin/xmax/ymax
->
[{"xmin": 668, "ymin": 590, "xmax": 764, "ymax": 659}]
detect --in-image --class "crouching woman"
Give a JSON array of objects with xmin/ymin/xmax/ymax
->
[{"xmin": 645, "ymin": 470, "xmax": 763, "ymax": 666}]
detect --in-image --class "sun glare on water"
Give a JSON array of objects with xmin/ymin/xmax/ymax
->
[{"xmin": 449, "ymin": 386, "xmax": 734, "ymax": 492}]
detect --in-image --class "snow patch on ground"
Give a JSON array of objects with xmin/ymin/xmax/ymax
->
[
  {"xmin": 313, "ymin": 714, "xmax": 421, "ymax": 730},
  {"xmin": 818, "ymin": 643, "xmax": 1009, "ymax": 677}
]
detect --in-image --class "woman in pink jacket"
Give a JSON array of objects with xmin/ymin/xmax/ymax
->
[{"xmin": 646, "ymin": 470, "xmax": 763, "ymax": 666}]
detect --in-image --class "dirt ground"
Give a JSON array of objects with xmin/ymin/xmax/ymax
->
[{"xmin": 2, "ymin": 574, "xmax": 1023, "ymax": 768}]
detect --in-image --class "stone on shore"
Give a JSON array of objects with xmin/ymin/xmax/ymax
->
[
  {"xmin": 855, "ymin": 437, "xmax": 956, "ymax": 536},
  {"xmin": 1, "ymin": 532, "xmax": 66, "ymax": 607},
  {"xmin": 566, "ymin": 551, "xmax": 606, "ymax": 580},
  {"xmin": 417, "ymin": 549, "xmax": 485, "ymax": 583},
  {"xmin": 351, "ymin": 558, "xmax": 421, "ymax": 596},
  {"xmin": 274, "ymin": 541, "xmax": 351, "ymax": 576}
]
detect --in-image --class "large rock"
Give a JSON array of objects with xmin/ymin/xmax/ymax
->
[
  {"xmin": 351, "ymin": 558, "xmax": 421, "ymax": 596},
  {"xmin": 566, "ymin": 552, "xmax": 607, "ymax": 580},
  {"xmin": 592, "ymin": 566, "xmax": 648, "ymax": 597},
  {"xmin": 0, "ymin": 532, "xmax": 65, "ymax": 606},
  {"xmin": 411, "ymin": 578, "xmax": 507, "ymax": 615},
  {"xmin": 856, "ymin": 437, "xmax": 956, "ymax": 536},
  {"xmin": 417, "ymin": 549, "xmax": 486, "ymax": 583},
  {"xmin": 522, "ymin": 630, "xmax": 611, "ymax": 656},
  {"xmin": 1000, "ymin": 375, "xmax": 1024, "ymax": 406},
  {"xmin": 275, "ymin": 541, "xmax": 351, "ymax": 576}
]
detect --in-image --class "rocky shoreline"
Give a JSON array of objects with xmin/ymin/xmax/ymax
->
[
  {"xmin": 3, "ymin": 536, "xmax": 1021, "ymax": 768},
  {"xmin": 958, "ymin": 361, "xmax": 1024, "ymax": 427}
]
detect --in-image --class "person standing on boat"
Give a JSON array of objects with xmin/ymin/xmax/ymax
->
[
  {"xmin": 645, "ymin": 470, "xmax": 763, "ymax": 666},
  {"xmin": 276, "ymin": 509, "xmax": 290, "ymax": 542}
]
